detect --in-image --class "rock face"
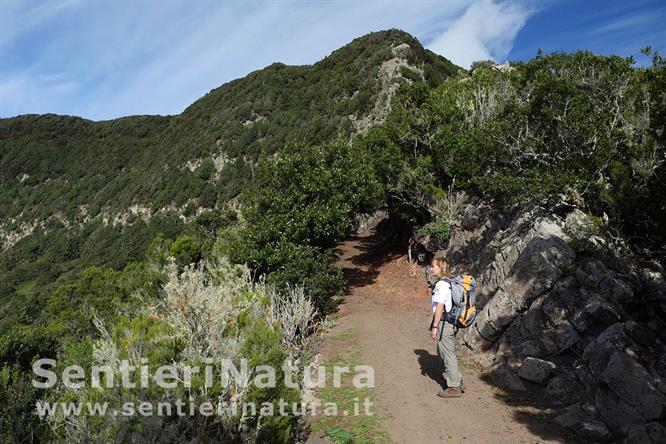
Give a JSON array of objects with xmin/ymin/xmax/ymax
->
[{"xmin": 412, "ymin": 200, "xmax": 666, "ymax": 441}]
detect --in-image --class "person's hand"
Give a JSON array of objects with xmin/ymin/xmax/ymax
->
[{"xmin": 431, "ymin": 327, "xmax": 437, "ymax": 341}]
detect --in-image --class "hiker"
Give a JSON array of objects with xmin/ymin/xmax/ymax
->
[{"xmin": 429, "ymin": 257, "xmax": 464, "ymax": 398}]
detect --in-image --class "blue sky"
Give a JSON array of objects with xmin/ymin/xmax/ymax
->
[{"xmin": 1, "ymin": 0, "xmax": 664, "ymax": 121}]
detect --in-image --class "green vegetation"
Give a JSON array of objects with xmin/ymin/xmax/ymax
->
[
  {"xmin": 226, "ymin": 138, "xmax": 382, "ymax": 313},
  {"xmin": 0, "ymin": 28, "xmax": 664, "ymax": 442},
  {"xmin": 0, "ymin": 29, "xmax": 455, "ymax": 335},
  {"xmin": 308, "ymin": 330, "xmax": 390, "ymax": 444},
  {"xmin": 359, "ymin": 49, "xmax": 666, "ymax": 254}
]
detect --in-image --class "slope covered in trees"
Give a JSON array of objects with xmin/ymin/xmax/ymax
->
[
  {"xmin": 0, "ymin": 29, "xmax": 458, "ymax": 333},
  {"xmin": 1, "ymin": 28, "xmax": 664, "ymax": 442}
]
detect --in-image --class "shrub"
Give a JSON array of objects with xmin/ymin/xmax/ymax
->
[{"xmin": 47, "ymin": 256, "xmax": 315, "ymax": 442}]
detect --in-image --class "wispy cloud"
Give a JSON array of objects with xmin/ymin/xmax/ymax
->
[
  {"xmin": 426, "ymin": 0, "xmax": 533, "ymax": 68},
  {"xmin": 0, "ymin": 0, "xmax": 80, "ymax": 50},
  {"xmin": 590, "ymin": 10, "xmax": 662, "ymax": 35}
]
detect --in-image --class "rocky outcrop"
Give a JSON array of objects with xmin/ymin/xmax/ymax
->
[
  {"xmin": 349, "ymin": 43, "xmax": 425, "ymax": 134},
  {"xmin": 352, "ymin": 210, "xmax": 388, "ymax": 236},
  {"xmin": 412, "ymin": 200, "xmax": 666, "ymax": 441}
]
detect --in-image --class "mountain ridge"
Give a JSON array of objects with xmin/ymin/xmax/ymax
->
[{"xmin": 0, "ymin": 28, "xmax": 460, "ymax": 331}]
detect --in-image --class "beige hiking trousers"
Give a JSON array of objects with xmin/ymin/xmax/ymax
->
[{"xmin": 437, "ymin": 320, "xmax": 462, "ymax": 388}]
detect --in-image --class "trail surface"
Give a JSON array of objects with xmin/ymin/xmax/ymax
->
[{"xmin": 309, "ymin": 234, "xmax": 575, "ymax": 444}]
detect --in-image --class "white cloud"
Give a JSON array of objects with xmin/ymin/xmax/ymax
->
[
  {"xmin": 426, "ymin": 0, "xmax": 532, "ymax": 68},
  {"xmin": 590, "ymin": 11, "xmax": 658, "ymax": 35}
]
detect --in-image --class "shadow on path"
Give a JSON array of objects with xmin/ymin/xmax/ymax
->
[
  {"xmin": 414, "ymin": 349, "xmax": 447, "ymax": 390},
  {"xmin": 336, "ymin": 234, "xmax": 404, "ymax": 291}
]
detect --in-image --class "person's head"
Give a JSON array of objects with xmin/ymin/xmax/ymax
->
[{"xmin": 430, "ymin": 257, "xmax": 451, "ymax": 279}]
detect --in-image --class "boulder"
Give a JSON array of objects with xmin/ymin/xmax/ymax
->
[
  {"xmin": 602, "ymin": 351, "xmax": 666, "ymax": 421},
  {"xmin": 501, "ymin": 233, "xmax": 575, "ymax": 308},
  {"xmin": 582, "ymin": 323, "xmax": 632, "ymax": 377},
  {"xmin": 488, "ymin": 359, "xmax": 526, "ymax": 392},
  {"xmin": 585, "ymin": 294, "xmax": 621, "ymax": 325},
  {"xmin": 461, "ymin": 203, "xmax": 483, "ymax": 230},
  {"xmin": 518, "ymin": 357, "xmax": 556, "ymax": 385},
  {"xmin": 554, "ymin": 402, "xmax": 611, "ymax": 440},
  {"xmin": 518, "ymin": 294, "xmax": 548, "ymax": 338},
  {"xmin": 571, "ymin": 309, "xmax": 593, "ymax": 333},
  {"xmin": 574, "ymin": 363, "xmax": 597, "ymax": 389},
  {"xmin": 546, "ymin": 372, "xmax": 583, "ymax": 399}
]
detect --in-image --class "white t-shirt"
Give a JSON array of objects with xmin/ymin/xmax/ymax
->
[{"xmin": 431, "ymin": 279, "xmax": 452, "ymax": 313}]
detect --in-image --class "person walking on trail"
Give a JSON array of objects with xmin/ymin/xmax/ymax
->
[{"xmin": 429, "ymin": 257, "xmax": 464, "ymax": 398}]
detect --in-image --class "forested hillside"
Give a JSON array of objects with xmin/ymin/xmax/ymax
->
[
  {"xmin": 1, "ymin": 27, "xmax": 664, "ymax": 443},
  {"xmin": 0, "ymin": 29, "xmax": 458, "ymax": 332}
]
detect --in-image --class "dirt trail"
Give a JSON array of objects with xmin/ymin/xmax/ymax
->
[{"xmin": 309, "ymin": 235, "xmax": 574, "ymax": 444}]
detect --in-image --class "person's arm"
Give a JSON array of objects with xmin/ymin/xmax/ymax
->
[{"xmin": 431, "ymin": 302, "xmax": 444, "ymax": 340}]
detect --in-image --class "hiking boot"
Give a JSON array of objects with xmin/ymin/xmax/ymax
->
[{"xmin": 437, "ymin": 387, "xmax": 462, "ymax": 398}]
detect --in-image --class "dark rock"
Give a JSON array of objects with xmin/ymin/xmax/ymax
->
[
  {"xmin": 574, "ymin": 363, "xmax": 597, "ymax": 391},
  {"xmin": 571, "ymin": 293, "xmax": 620, "ymax": 333},
  {"xmin": 582, "ymin": 323, "xmax": 631, "ymax": 377},
  {"xmin": 571, "ymin": 334, "xmax": 595, "ymax": 356},
  {"xmin": 461, "ymin": 204, "xmax": 482, "ymax": 230},
  {"xmin": 465, "ymin": 222, "xmax": 574, "ymax": 350},
  {"xmin": 625, "ymin": 422, "xmax": 666, "ymax": 444},
  {"xmin": 502, "ymin": 233, "xmax": 575, "ymax": 308},
  {"xmin": 599, "ymin": 274, "xmax": 633, "ymax": 303},
  {"xmin": 518, "ymin": 357, "xmax": 557, "ymax": 385},
  {"xmin": 655, "ymin": 377, "xmax": 666, "ymax": 395},
  {"xmin": 514, "ymin": 338, "xmax": 558, "ymax": 359},
  {"xmin": 571, "ymin": 309, "xmax": 592, "ymax": 333},
  {"xmin": 489, "ymin": 359, "xmax": 526, "ymax": 392},
  {"xmin": 586, "ymin": 295, "xmax": 621, "ymax": 325},
  {"xmin": 624, "ymin": 320, "xmax": 653, "ymax": 346},
  {"xmin": 595, "ymin": 388, "xmax": 645, "ymax": 435},
  {"xmin": 656, "ymin": 352, "xmax": 666, "ymax": 378},
  {"xmin": 519, "ymin": 294, "xmax": 547, "ymax": 338},
  {"xmin": 547, "ymin": 372, "xmax": 583, "ymax": 399},
  {"xmin": 542, "ymin": 277, "xmax": 579, "ymax": 327},
  {"xmin": 554, "ymin": 321, "xmax": 580, "ymax": 350},
  {"xmin": 602, "ymin": 351, "xmax": 666, "ymax": 421},
  {"xmin": 554, "ymin": 402, "xmax": 611, "ymax": 440},
  {"xmin": 576, "ymin": 260, "xmax": 608, "ymax": 290}
]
